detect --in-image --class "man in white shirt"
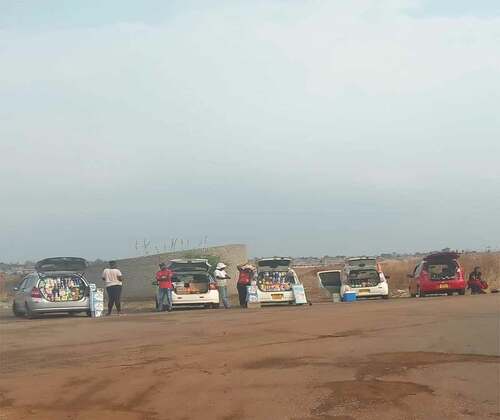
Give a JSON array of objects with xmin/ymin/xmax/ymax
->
[
  {"xmin": 214, "ymin": 262, "xmax": 231, "ymax": 309},
  {"xmin": 102, "ymin": 261, "xmax": 124, "ymax": 315}
]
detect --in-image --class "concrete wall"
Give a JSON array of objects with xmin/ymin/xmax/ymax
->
[{"xmin": 84, "ymin": 244, "xmax": 247, "ymax": 300}]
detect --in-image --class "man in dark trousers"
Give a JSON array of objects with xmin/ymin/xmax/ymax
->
[
  {"xmin": 102, "ymin": 261, "xmax": 124, "ymax": 316},
  {"xmin": 236, "ymin": 263, "xmax": 256, "ymax": 308},
  {"xmin": 156, "ymin": 263, "xmax": 175, "ymax": 312}
]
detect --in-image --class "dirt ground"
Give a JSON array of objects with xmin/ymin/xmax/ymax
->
[{"xmin": 0, "ymin": 295, "xmax": 499, "ymax": 420}]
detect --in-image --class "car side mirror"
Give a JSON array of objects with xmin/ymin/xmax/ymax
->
[
  {"xmin": 13, "ymin": 287, "xmax": 19, "ymax": 292},
  {"xmin": 407, "ymin": 274, "xmax": 413, "ymax": 279}
]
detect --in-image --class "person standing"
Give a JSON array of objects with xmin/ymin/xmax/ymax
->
[
  {"xmin": 214, "ymin": 262, "xmax": 231, "ymax": 309},
  {"xmin": 102, "ymin": 261, "xmax": 124, "ymax": 316},
  {"xmin": 236, "ymin": 263, "xmax": 255, "ymax": 308},
  {"xmin": 156, "ymin": 262, "xmax": 175, "ymax": 312}
]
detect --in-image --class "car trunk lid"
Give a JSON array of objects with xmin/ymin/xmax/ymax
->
[
  {"xmin": 36, "ymin": 257, "xmax": 88, "ymax": 273},
  {"xmin": 169, "ymin": 259, "xmax": 211, "ymax": 273},
  {"xmin": 256, "ymin": 258, "xmax": 292, "ymax": 273}
]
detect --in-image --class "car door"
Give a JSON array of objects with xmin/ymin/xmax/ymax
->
[
  {"xmin": 410, "ymin": 263, "xmax": 423, "ymax": 294},
  {"xmin": 14, "ymin": 276, "xmax": 30, "ymax": 307}
]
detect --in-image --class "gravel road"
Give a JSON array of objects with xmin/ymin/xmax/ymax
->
[{"xmin": 1, "ymin": 295, "xmax": 499, "ymax": 419}]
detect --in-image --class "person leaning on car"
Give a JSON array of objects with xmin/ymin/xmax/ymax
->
[
  {"xmin": 102, "ymin": 261, "xmax": 124, "ymax": 316},
  {"xmin": 214, "ymin": 262, "xmax": 231, "ymax": 309}
]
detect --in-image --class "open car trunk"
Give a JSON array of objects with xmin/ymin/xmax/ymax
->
[
  {"xmin": 423, "ymin": 253, "xmax": 460, "ymax": 281},
  {"xmin": 173, "ymin": 273, "xmax": 211, "ymax": 295},
  {"xmin": 257, "ymin": 271, "xmax": 295, "ymax": 292},
  {"xmin": 347, "ymin": 269, "xmax": 380, "ymax": 288},
  {"xmin": 38, "ymin": 274, "xmax": 87, "ymax": 302},
  {"xmin": 425, "ymin": 261, "xmax": 459, "ymax": 281},
  {"xmin": 256, "ymin": 257, "xmax": 295, "ymax": 292}
]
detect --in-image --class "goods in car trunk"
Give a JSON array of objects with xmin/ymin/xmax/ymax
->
[
  {"xmin": 90, "ymin": 284, "xmax": 104, "ymax": 317},
  {"xmin": 173, "ymin": 274, "xmax": 209, "ymax": 295},
  {"xmin": 347, "ymin": 270, "xmax": 380, "ymax": 288},
  {"xmin": 257, "ymin": 271, "xmax": 293, "ymax": 292},
  {"xmin": 38, "ymin": 275, "xmax": 86, "ymax": 302}
]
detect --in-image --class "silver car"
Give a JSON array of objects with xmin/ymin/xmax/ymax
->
[{"xmin": 12, "ymin": 257, "xmax": 91, "ymax": 318}]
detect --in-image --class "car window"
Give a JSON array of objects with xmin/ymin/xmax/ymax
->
[
  {"xmin": 18, "ymin": 277, "xmax": 29, "ymax": 290},
  {"xmin": 414, "ymin": 263, "xmax": 423, "ymax": 277},
  {"xmin": 28, "ymin": 275, "xmax": 38, "ymax": 287}
]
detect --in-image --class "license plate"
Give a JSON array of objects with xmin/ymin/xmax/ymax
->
[
  {"xmin": 358, "ymin": 289, "xmax": 370, "ymax": 293},
  {"xmin": 271, "ymin": 294, "xmax": 283, "ymax": 300},
  {"xmin": 439, "ymin": 284, "xmax": 449, "ymax": 289}
]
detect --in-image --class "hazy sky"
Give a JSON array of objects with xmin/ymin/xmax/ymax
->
[{"xmin": 1, "ymin": 0, "xmax": 499, "ymax": 262}]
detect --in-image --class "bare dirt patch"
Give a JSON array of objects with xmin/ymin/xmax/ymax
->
[{"xmin": 312, "ymin": 380, "xmax": 433, "ymax": 415}]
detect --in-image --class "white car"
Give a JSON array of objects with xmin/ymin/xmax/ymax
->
[
  {"xmin": 255, "ymin": 257, "xmax": 301, "ymax": 304},
  {"xmin": 340, "ymin": 257, "xmax": 389, "ymax": 300},
  {"xmin": 156, "ymin": 259, "xmax": 219, "ymax": 309}
]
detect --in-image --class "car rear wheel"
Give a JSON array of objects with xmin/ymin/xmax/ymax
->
[
  {"xmin": 458, "ymin": 289, "xmax": 465, "ymax": 296},
  {"xmin": 12, "ymin": 302, "xmax": 23, "ymax": 317},
  {"xmin": 446, "ymin": 291, "xmax": 453, "ymax": 296},
  {"xmin": 382, "ymin": 295, "xmax": 389, "ymax": 300}
]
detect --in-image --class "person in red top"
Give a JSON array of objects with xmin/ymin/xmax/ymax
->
[
  {"xmin": 156, "ymin": 263, "xmax": 175, "ymax": 312},
  {"xmin": 237, "ymin": 263, "xmax": 256, "ymax": 308},
  {"xmin": 468, "ymin": 266, "xmax": 487, "ymax": 295}
]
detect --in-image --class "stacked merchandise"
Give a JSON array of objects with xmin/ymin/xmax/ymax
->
[
  {"xmin": 246, "ymin": 281, "xmax": 259, "ymax": 304},
  {"xmin": 89, "ymin": 284, "xmax": 104, "ymax": 317},
  {"xmin": 39, "ymin": 276, "xmax": 86, "ymax": 302},
  {"xmin": 173, "ymin": 275, "xmax": 209, "ymax": 294},
  {"xmin": 257, "ymin": 272, "xmax": 293, "ymax": 292}
]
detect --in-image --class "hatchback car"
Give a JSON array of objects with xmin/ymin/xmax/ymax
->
[
  {"xmin": 408, "ymin": 252, "xmax": 466, "ymax": 297},
  {"xmin": 154, "ymin": 259, "xmax": 219, "ymax": 309},
  {"xmin": 340, "ymin": 257, "xmax": 389, "ymax": 300},
  {"xmin": 256, "ymin": 257, "xmax": 301, "ymax": 304},
  {"xmin": 12, "ymin": 257, "xmax": 91, "ymax": 318}
]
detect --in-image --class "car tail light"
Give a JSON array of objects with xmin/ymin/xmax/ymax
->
[
  {"xmin": 209, "ymin": 283, "xmax": 217, "ymax": 290},
  {"xmin": 31, "ymin": 287, "xmax": 42, "ymax": 298}
]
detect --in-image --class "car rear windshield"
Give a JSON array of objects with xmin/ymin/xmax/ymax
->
[
  {"xmin": 347, "ymin": 269, "xmax": 380, "ymax": 288},
  {"xmin": 173, "ymin": 273, "xmax": 210, "ymax": 295},
  {"xmin": 319, "ymin": 271, "xmax": 341, "ymax": 287},
  {"xmin": 425, "ymin": 261, "xmax": 458, "ymax": 281},
  {"xmin": 38, "ymin": 274, "xmax": 87, "ymax": 302}
]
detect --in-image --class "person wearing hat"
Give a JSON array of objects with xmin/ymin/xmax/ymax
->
[
  {"xmin": 155, "ymin": 262, "xmax": 175, "ymax": 311},
  {"xmin": 214, "ymin": 262, "xmax": 231, "ymax": 309},
  {"xmin": 236, "ymin": 263, "xmax": 256, "ymax": 308}
]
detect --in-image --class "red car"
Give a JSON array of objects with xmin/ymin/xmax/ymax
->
[{"xmin": 408, "ymin": 252, "xmax": 466, "ymax": 297}]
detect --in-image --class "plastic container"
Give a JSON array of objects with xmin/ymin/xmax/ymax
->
[{"xmin": 343, "ymin": 291, "xmax": 357, "ymax": 302}]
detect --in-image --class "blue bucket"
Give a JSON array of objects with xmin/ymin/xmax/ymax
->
[{"xmin": 343, "ymin": 291, "xmax": 357, "ymax": 302}]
